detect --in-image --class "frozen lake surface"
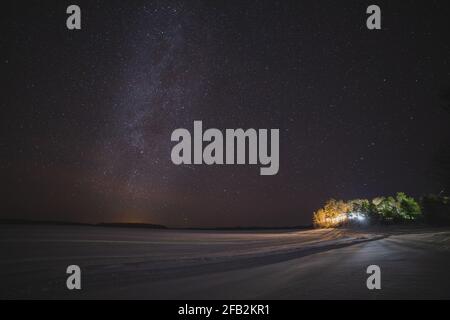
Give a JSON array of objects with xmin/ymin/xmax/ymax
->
[{"xmin": 1, "ymin": 225, "xmax": 450, "ymax": 299}]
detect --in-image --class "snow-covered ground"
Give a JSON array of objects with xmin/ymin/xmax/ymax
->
[{"xmin": 1, "ymin": 225, "xmax": 450, "ymax": 299}]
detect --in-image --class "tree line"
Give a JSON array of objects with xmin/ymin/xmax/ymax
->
[{"xmin": 313, "ymin": 192, "xmax": 450, "ymax": 228}]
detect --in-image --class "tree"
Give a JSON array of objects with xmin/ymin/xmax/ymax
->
[
  {"xmin": 313, "ymin": 199, "xmax": 351, "ymax": 228},
  {"xmin": 421, "ymin": 194, "xmax": 450, "ymax": 224},
  {"xmin": 351, "ymin": 198, "xmax": 379, "ymax": 222},
  {"xmin": 396, "ymin": 192, "xmax": 421, "ymax": 220},
  {"xmin": 377, "ymin": 196, "xmax": 398, "ymax": 221}
]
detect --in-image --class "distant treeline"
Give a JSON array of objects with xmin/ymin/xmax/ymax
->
[
  {"xmin": 0, "ymin": 219, "xmax": 312, "ymax": 231},
  {"xmin": 181, "ymin": 225, "xmax": 313, "ymax": 231}
]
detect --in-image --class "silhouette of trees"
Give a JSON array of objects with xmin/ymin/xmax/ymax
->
[
  {"xmin": 435, "ymin": 87, "xmax": 450, "ymax": 192},
  {"xmin": 421, "ymin": 194, "xmax": 450, "ymax": 225}
]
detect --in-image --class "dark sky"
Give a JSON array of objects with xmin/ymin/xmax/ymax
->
[{"xmin": 2, "ymin": 0, "xmax": 450, "ymax": 227}]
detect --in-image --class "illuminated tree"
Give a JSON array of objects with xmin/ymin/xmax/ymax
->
[
  {"xmin": 396, "ymin": 192, "xmax": 421, "ymax": 220},
  {"xmin": 351, "ymin": 199, "xmax": 379, "ymax": 223},
  {"xmin": 313, "ymin": 199, "xmax": 351, "ymax": 228},
  {"xmin": 312, "ymin": 193, "xmax": 422, "ymax": 228},
  {"xmin": 377, "ymin": 196, "xmax": 398, "ymax": 221}
]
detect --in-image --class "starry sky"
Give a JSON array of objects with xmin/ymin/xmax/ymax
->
[{"xmin": 3, "ymin": 0, "xmax": 450, "ymax": 227}]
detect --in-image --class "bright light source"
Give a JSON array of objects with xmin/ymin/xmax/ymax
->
[{"xmin": 348, "ymin": 212, "xmax": 366, "ymax": 221}]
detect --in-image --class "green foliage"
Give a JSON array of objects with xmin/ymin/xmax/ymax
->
[
  {"xmin": 312, "ymin": 192, "xmax": 423, "ymax": 228},
  {"xmin": 373, "ymin": 193, "xmax": 422, "ymax": 222},
  {"xmin": 377, "ymin": 196, "xmax": 397, "ymax": 220},
  {"xmin": 350, "ymin": 199, "xmax": 376, "ymax": 221},
  {"xmin": 396, "ymin": 192, "xmax": 421, "ymax": 220}
]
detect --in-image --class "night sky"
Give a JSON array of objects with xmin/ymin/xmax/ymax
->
[{"xmin": 3, "ymin": 1, "xmax": 450, "ymax": 227}]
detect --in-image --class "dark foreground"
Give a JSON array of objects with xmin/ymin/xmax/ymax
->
[{"xmin": 1, "ymin": 225, "xmax": 450, "ymax": 299}]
